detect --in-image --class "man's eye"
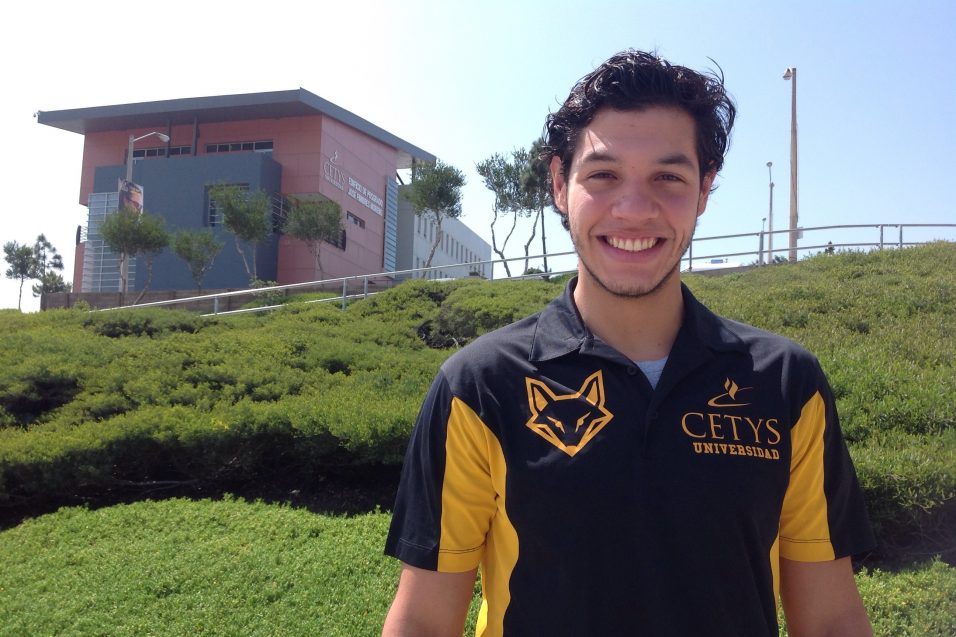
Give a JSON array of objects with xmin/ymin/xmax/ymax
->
[
  {"xmin": 589, "ymin": 171, "xmax": 615, "ymax": 180},
  {"xmin": 658, "ymin": 173, "xmax": 685, "ymax": 182}
]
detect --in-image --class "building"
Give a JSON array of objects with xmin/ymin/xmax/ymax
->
[
  {"xmin": 37, "ymin": 89, "xmax": 486, "ymax": 297},
  {"xmin": 395, "ymin": 194, "xmax": 491, "ymax": 280}
]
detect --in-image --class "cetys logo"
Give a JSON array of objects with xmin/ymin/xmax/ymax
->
[
  {"xmin": 706, "ymin": 378, "xmax": 752, "ymax": 407},
  {"xmin": 525, "ymin": 371, "xmax": 613, "ymax": 457},
  {"xmin": 681, "ymin": 377, "xmax": 782, "ymax": 461}
]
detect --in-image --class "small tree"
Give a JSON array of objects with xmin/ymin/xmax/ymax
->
[
  {"xmin": 284, "ymin": 197, "xmax": 344, "ymax": 281},
  {"xmin": 518, "ymin": 138, "xmax": 551, "ymax": 274},
  {"xmin": 100, "ymin": 208, "xmax": 169, "ymax": 303},
  {"xmin": 208, "ymin": 184, "xmax": 271, "ymax": 283},
  {"xmin": 476, "ymin": 152, "xmax": 524, "ymax": 277},
  {"xmin": 31, "ymin": 234, "xmax": 68, "ymax": 297},
  {"xmin": 402, "ymin": 160, "xmax": 465, "ymax": 269},
  {"xmin": 3, "ymin": 241, "xmax": 37, "ymax": 310},
  {"xmin": 173, "ymin": 229, "xmax": 223, "ymax": 293},
  {"xmin": 33, "ymin": 271, "xmax": 71, "ymax": 297}
]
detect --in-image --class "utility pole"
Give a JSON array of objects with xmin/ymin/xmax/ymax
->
[{"xmin": 783, "ymin": 67, "xmax": 799, "ymax": 262}]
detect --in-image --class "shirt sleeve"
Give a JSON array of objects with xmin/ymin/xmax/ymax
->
[
  {"xmin": 779, "ymin": 363, "xmax": 876, "ymax": 561},
  {"xmin": 384, "ymin": 371, "xmax": 498, "ymax": 572}
]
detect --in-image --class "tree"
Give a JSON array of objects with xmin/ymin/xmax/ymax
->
[
  {"xmin": 518, "ymin": 138, "xmax": 552, "ymax": 275},
  {"xmin": 476, "ymin": 151, "xmax": 524, "ymax": 277},
  {"xmin": 402, "ymin": 160, "xmax": 465, "ymax": 269},
  {"xmin": 100, "ymin": 207, "xmax": 169, "ymax": 303},
  {"xmin": 173, "ymin": 229, "xmax": 223, "ymax": 293},
  {"xmin": 284, "ymin": 197, "xmax": 344, "ymax": 281},
  {"xmin": 208, "ymin": 184, "xmax": 271, "ymax": 283},
  {"xmin": 30, "ymin": 234, "xmax": 68, "ymax": 297},
  {"xmin": 33, "ymin": 271, "xmax": 71, "ymax": 297},
  {"xmin": 3, "ymin": 241, "xmax": 36, "ymax": 310}
]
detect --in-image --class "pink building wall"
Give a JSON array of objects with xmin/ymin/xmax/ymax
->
[{"xmin": 75, "ymin": 114, "xmax": 401, "ymax": 287}]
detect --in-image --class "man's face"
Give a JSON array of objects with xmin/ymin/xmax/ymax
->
[{"xmin": 551, "ymin": 107, "xmax": 714, "ymax": 299}]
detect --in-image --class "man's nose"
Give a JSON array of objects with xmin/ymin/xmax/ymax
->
[{"xmin": 610, "ymin": 181, "xmax": 659, "ymax": 220}]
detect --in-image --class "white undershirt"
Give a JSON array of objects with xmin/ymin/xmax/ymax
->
[{"xmin": 635, "ymin": 356, "xmax": 668, "ymax": 389}]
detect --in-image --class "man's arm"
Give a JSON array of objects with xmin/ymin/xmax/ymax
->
[
  {"xmin": 382, "ymin": 563, "xmax": 478, "ymax": 637},
  {"xmin": 780, "ymin": 556, "xmax": 872, "ymax": 637}
]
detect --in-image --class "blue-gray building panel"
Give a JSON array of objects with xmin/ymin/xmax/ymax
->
[{"xmin": 92, "ymin": 153, "xmax": 282, "ymax": 291}]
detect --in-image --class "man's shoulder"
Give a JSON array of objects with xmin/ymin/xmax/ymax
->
[
  {"xmin": 699, "ymin": 306, "xmax": 827, "ymax": 383},
  {"xmin": 440, "ymin": 311, "xmax": 542, "ymax": 381}
]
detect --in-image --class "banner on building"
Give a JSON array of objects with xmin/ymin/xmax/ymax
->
[{"xmin": 118, "ymin": 179, "xmax": 144, "ymax": 213}]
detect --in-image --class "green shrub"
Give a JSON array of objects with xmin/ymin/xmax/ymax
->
[
  {"xmin": 857, "ymin": 559, "xmax": 956, "ymax": 637},
  {"xmin": 435, "ymin": 279, "xmax": 562, "ymax": 344},
  {"xmin": 853, "ymin": 429, "xmax": 955, "ymax": 560},
  {"xmin": 0, "ymin": 361, "xmax": 79, "ymax": 425},
  {"xmin": 0, "ymin": 243, "xmax": 953, "ymax": 570},
  {"xmin": 83, "ymin": 308, "xmax": 210, "ymax": 338},
  {"xmin": 778, "ymin": 559, "xmax": 956, "ymax": 637},
  {"xmin": 0, "ymin": 499, "xmax": 401, "ymax": 637}
]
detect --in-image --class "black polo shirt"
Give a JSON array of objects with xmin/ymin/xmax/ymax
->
[{"xmin": 386, "ymin": 280, "xmax": 874, "ymax": 636}]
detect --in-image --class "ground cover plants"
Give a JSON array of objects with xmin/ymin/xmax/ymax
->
[{"xmin": 0, "ymin": 242, "xmax": 953, "ymax": 635}]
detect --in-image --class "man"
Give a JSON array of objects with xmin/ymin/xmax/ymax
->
[{"xmin": 383, "ymin": 50, "xmax": 875, "ymax": 637}]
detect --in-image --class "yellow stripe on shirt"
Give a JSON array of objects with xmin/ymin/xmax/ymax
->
[{"xmin": 779, "ymin": 390, "xmax": 835, "ymax": 561}]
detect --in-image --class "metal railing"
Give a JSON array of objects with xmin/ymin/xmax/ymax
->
[
  {"xmin": 683, "ymin": 223, "xmax": 955, "ymax": 270},
  {"xmin": 97, "ymin": 222, "xmax": 954, "ymax": 316}
]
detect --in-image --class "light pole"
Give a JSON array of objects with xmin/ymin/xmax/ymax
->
[
  {"xmin": 766, "ymin": 161, "xmax": 774, "ymax": 263},
  {"xmin": 126, "ymin": 131, "xmax": 170, "ymax": 182},
  {"xmin": 783, "ymin": 67, "xmax": 798, "ymax": 262},
  {"xmin": 759, "ymin": 217, "xmax": 767, "ymax": 265},
  {"xmin": 120, "ymin": 130, "xmax": 169, "ymax": 297}
]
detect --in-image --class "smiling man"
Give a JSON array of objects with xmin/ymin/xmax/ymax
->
[{"xmin": 383, "ymin": 50, "xmax": 875, "ymax": 637}]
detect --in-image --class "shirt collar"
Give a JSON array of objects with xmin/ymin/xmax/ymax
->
[{"xmin": 529, "ymin": 277, "xmax": 748, "ymax": 363}]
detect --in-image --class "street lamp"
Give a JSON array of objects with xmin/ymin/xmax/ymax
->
[
  {"xmin": 126, "ymin": 131, "xmax": 170, "ymax": 182},
  {"xmin": 783, "ymin": 67, "xmax": 798, "ymax": 262},
  {"xmin": 759, "ymin": 217, "xmax": 767, "ymax": 265},
  {"xmin": 766, "ymin": 161, "xmax": 774, "ymax": 263},
  {"xmin": 120, "ymin": 131, "xmax": 169, "ymax": 297}
]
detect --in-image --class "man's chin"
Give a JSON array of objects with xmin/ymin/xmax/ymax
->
[{"xmin": 581, "ymin": 262, "xmax": 679, "ymax": 300}]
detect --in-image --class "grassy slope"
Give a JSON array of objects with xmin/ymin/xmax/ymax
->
[
  {"xmin": 0, "ymin": 244, "xmax": 954, "ymax": 635},
  {"xmin": 0, "ymin": 499, "xmax": 951, "ymax": 637}
]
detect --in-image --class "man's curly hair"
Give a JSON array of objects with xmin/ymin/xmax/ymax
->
[{"xmin": 542, "ymin": 50, "xmax": 736, "ymax": 229}]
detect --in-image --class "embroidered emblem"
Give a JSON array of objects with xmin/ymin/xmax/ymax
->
[
  {"xmin": 706, "ymin": 377, "xmax": 753, "ymax": 408},
  {"xmin": 525, "ymin": 371, "xmax": 614, "ymax": 457}
]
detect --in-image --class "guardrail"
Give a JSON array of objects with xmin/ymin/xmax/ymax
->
[{"xmin": 97, "ymin": 222, "xmax": 954, "ymax": 316}]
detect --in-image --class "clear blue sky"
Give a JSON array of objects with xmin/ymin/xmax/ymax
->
[{"xmin": 2, "ymin": 0, "xmax": 953, "ymax": 311}]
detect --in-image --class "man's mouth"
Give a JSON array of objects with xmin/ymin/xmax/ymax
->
[{"xmin": 605, "ymin": 236, "xmax": 660, "ymax": 253}]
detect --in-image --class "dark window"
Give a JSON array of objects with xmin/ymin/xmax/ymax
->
[
  {"xmin": 205, "ymin": 140, "xmax": 274, "ymax": 155},
  {"xmin": 132, "ymin": 145, "xmax": 190, "ymax": 159},
  {"xmin": 347, "ymin": 211, "xmax": 365, "ymax": 229}
]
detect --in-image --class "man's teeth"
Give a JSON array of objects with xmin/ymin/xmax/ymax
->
[{"xmin": 607, "ymin": 237, "xmax": 657, "ymax": 252}]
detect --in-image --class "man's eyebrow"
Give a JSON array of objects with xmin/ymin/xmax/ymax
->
[
  {"xmin": 657, "ymin": 153, "xmax": 696, "ymax": 168},
  {"xmin": 577, "ymin": 150, "xmax": 617, "ymax": 164},
  {"xmin": 577, "ymin": 150, "xmax": 697, "ymax": 169}
]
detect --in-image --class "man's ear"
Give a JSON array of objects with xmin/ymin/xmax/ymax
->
[
  {"xmin": 697, "ymin": 171, "xmax": 716, "ymax": 217},
  {"xmin": 550, "ymin": 157, "xmax": 568, "ymax": 214}
]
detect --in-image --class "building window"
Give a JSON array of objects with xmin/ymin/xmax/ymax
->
[
  {"xmin": 347, "ymin": 211, "xmax": 365, "ymax": 229},
  {"xmin": 132, "ymin": 145, "xmax": 191, "ymax": 159},
  {"xmin": 205, "ymin": 140, "xmax": 273, "ymax": 154},
  {"xmin": 206, "ymin": 183, "xmax": 249, "ymax": 227}
]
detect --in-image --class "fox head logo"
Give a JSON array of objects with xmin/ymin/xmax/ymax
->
[{"xmin": 525, "ymin": 370, "xmax": 614, "ymax": 457}]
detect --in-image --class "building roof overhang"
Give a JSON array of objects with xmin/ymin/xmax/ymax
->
[{"xmin": 37, "ymin": 88, "xmax": 435, "ymax": 169}]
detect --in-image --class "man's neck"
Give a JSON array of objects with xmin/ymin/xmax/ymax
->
[{"xmin": 573, "ymin": 273, "xmax": 684, "ymax": 362}]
